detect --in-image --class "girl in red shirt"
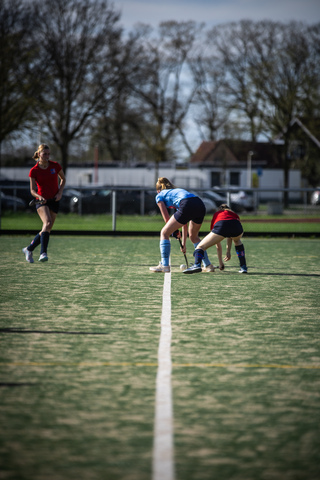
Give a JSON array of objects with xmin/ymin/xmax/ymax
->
[
  {"xmin": 183, "ymin": 204, "xmax": 247, "ymax": 274},
  {"xmin": 22, "ymin": 144, "xmax": 66, "ymax": 263}
]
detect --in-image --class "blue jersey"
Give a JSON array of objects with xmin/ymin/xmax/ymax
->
[{"xmin": 155, "ymin": 188, "xmax": 195, "ymax": 208}]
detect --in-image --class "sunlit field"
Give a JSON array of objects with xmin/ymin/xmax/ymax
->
[{"xmin": 0, "ymin": 235, "xmax": 319, "ymax": 480}]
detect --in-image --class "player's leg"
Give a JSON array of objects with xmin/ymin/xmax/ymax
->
[
  {"xmin": 183, "ymin": 232, "xmax": 224, "ymax": 274},
  {"xmin": 36, "ymin": 206, "xmax": 54, "ymax": 262},
  {"xmin": 150, "ymin": 215, "xmax": 184, "ymax": 272},
  {"xmin": 188, "ymin": 220, "xmax": 214, "ymax": 271},
  {"xmin": 22, "ymin": 232, "xmax": 41, "ymax": 263},
  {"xmin": 233, "ymin": 234, "xmax": 247, "ymax": 273}
]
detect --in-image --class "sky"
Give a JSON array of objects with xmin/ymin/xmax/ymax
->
[{"xmin": 115, "ymin": 0, "xmax": 320, "ymax": 30}]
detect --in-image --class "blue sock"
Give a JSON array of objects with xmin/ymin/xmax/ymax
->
[
  {"xmin": 194, "ymin": 242, "xmax": 210, "ymax": 267},
  {"xmin": 160, "ymin": 239, "xmax": 171, "ymax": 267},
  {"xmin": 193, "ymin": 249, "xmax": 204, "ymax": 267}
]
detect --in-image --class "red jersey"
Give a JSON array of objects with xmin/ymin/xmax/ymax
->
[
  {"xmin": 29, "ymin": 161, "xmax": 62, "ymax": 199},
  {"xmin": 210, "ymin": 209, "xmax": 240, "ymax": 230}
]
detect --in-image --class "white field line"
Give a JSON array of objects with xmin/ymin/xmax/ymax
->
[{"xmin": 152, "ymin": 271, "xmax": 174, "ymax": 480}]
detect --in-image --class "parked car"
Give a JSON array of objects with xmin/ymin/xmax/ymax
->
[
  {"xmin": 69, "ymin": 189, "xmax": 112, "ymax": 214},
  {"xmin": 202, "ymin": 189, "xmax": 244, "ymax": 213},
  {"xmin": 1, "ymin": 191, "xmax": 26, "ymax": 210},
  {"xmin": 212, "ymin": 186, "xmax": 255, "ymax": 212},
  {"xmin": 311, "ymin": 187, "xmax": 320, "ymax": 205},
  {"xmin": 68, "ymin": 188, "xmax": 159, "ymax": 215},
  {"xmin": 59, "ymin": 188, "xmax": 89, "ymax": 213}
]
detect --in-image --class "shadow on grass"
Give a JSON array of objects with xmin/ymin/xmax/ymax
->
[{"xmin": 0, "ymin": 328, "xmax": 114, "ymax": 335}]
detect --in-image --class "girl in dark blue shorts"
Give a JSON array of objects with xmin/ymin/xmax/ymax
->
[
  {"xmin": 183, "ymin": 204, "xmax": 248, "ymax": 274},
  {"xmin": 150, "ymin": 177, "xmax": 215, "ymax": 273}
]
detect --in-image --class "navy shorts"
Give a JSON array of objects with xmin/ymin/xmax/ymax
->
[
  {"xmin": 174, "ymin": 197, "xmax": 206, "ymax": 225},
  {"xmin": 212, "ymin": 219, "xmax": 243, "ymax": 237},
  {"xmin": 36, "ymin": 199, "xmax": 60, "ymax": 214}
]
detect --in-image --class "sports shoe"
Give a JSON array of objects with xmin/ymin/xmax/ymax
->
[
  {"xmin": 239, "ymin": 266, "xmax": 247, "ymax": 273},
  {"xmin": 22, "ymin": 247, "xmax": 34, "ymax": 263},
  {"xmin": 39, "ymin": 253, "xmax": 48, "ymax": 262},
  {"xmin": 149, "ymin": 263, "xmax": 170, "ymax": 273},
  {"xmin": 183, "ymin": 264, "xmax": 202, "ymax": 274},
  {"xmin": 202, "ymin": 264, "xmax": 215, "ymax": 273}
]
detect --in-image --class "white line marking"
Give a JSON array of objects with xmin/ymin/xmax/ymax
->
[{"xmin": 152, "ymin": 271, "xmax": 174, "ymax": 480}]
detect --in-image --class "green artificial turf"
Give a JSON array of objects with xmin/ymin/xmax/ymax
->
[{"xmin": 0, "ymin": 236, "xmax": 319, "ymax": 479}]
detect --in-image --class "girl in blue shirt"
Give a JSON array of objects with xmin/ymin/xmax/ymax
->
[{"xmin": 150, "ymin": 177, "xmax": 214, "ymax": 272}]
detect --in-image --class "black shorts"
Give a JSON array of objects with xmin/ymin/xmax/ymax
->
[
  {"xmin": 212, "ymin": 219, "xmax": 243, "ymax": 237},
  {"xmin": 36, "ymin": 199, "xmax": 60, "ymax": 214},
  {"xmin": 174, "ymin": 197, "xmax": 206, "ymax": 225}
]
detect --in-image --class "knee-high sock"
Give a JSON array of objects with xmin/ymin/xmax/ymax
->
[
  {"xmin": 28, "ymin": 233, "xmax": 41, "ymax": 252},
  {"xmin": 235, "ymin": 244, "xmax": 246, "ymax": 267},
  {"xmin": 40, "ymin": 232, "xmax": 50, "ymax": 255},
  {"xmin": 193, "ymin": 248, "xmax": 204, "ymax": 267},
  {"xmin": 160, "ymin": 239, "xmax": 171, "ymax": 267},
  {"xmin": 194, "ymin": 242, "xmax": 210, "ymax": 267}
]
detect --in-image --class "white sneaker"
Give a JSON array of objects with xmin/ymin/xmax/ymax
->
[
  {"xmin": 202, "ymin": 264, "xmax": 215, "ymax": 272},
  {"xmin": 22, "ymin": 247, "xmax": 34, "ymax": 263},
  {"xmin": 39, "ymin": 253, "xmax": 48, "ymax": 262},
  {"xmin": 239, "ymin": 266, "xmax": 247, "ymax": 273},
  {"xmin": 149, "ymin": 263, "xmax": 170, "ymax": 273},
  {"xmin": 183, "ymin": 264, "xmax": 202, "ymax": 274}
]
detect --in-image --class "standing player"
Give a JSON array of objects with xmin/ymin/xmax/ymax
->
[
  {"xmin": 22, "ymin": 144, "xmax": 66, "ymax": 263},
  {"xmin": 150, "ymin": 177, "xmax": 214, "ymax": 273},
  {"xmin": 183, "ymin": 204, "xmax": 248, "ymax": 274}
]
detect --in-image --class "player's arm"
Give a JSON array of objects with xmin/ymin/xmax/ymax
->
[
  {"xmin": 55, "ymin": 169, "xmax": 66, "ymax": 201},
  {"xmin": 30, "ymin": 177, "xmax": 46, "ymax": 203},
  {"xmin": 215, "ymin": 241, "xmax": 225, "ymax": 270},
  {"xmin": 224, "ymin": 237, "xmax": 232, "ymax": 261},
  {"xmin": 157, "ymin": 201, "xmax": 171, "ymax": 223}
]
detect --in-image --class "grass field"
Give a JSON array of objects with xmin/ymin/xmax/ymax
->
[
  {"xmin": 1, "ymin": 210, "xmax": 320, "ymax": 234},
  {"xmin": 0, "ymin": 235, "xmax": 320, "ymax": 480}
]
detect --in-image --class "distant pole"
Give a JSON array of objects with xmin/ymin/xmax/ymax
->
[
  {"xmin": 94, "ymin": 145, "xmax": 99, "ymax": 184},
  {"xmin": 247, "ymin": 151, "xmax": 254, "ymax": 188}
]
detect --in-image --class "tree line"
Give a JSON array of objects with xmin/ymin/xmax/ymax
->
[{"xmin": 1, "ymin": 0, "xmax": 320, "ymax": 186}]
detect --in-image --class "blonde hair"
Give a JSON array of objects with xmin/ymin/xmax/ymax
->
[
  {"xmin": 33, "ymin": 144, "xmax": 49, "ymax": 161},
  {"xmin": 156, "ymin": 177, "xmax": 176, "ymax": 191}
]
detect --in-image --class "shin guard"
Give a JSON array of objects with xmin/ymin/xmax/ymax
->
[
  {"xmin": 235, "ymin": 244, "xmax": 246, "ymax": 267},
  {"xmin": 40, "ymin": 232, "xmax": 50, "ymax": 255}
]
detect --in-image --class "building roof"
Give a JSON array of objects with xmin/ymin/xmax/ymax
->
[
  {"xmin": 190, "ymin": 139, "xmax": 283, "ymax": 168},
  {"xmin": 190, "ymin": 140, "xmax": 239, "ymax": 166}
]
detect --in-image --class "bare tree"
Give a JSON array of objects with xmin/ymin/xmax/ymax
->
[
  {"xmin": 249, "ymin": 21, "xmax": 317, "ymax": 202},
  {"xmin": 92, "ymin": 29, "xmax": 151, "ymax": 163},
  {"xmin": 206, "ymin": 20, "xmax": 267, "ymax": 142},
  {"xmin": 127, "ymin": 21, "xmax": 203, "ymax": 174},
  {"xmin": 189, "ymin": 50, "xmax": 229, "ymax": 143},
  {"xmin": 33, "ymin": 0, "xmax": 122, "ymax": 172},
  {"xmin": 0, "ymin": 0, "xmax": 41, "ymax": 155}
]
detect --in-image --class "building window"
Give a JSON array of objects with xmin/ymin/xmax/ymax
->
[
  {"xmin": 211, "ymin": 171, "xmax": 220, "ymax": 187},
  {"xmin": 230, "ymin": 171, "xmax": 240, "ymax": 186}
]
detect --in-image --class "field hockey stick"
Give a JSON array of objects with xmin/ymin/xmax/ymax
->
[
  {"xmin": 178, "ymin": 237, "xmax": 189, "ymax": 268},
  {"xmin": 29, "ymin": 198, "xmax": 45, "ymax": 207}
]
